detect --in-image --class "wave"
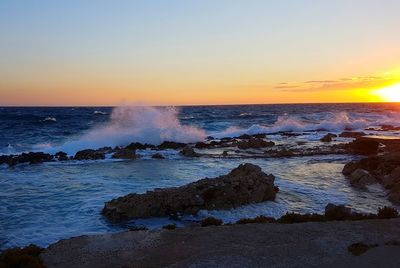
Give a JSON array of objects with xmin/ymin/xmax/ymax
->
[
  {"xmin": 211, "ymin": 112, "xmax": 371, "ymax": 138},
  {"xmin": 46, "ymin": 106, "xmax": 207, "ymax": 154},
  {"xmin": 43, "ymin": 117, "xmax": 57, "ymax": 122},
  {"xmin": 94, "ymin": 111, "xmax": 107, "ymax": 115}
]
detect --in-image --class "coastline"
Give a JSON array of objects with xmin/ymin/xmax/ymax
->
[{"xmin": 41, "ymin": 218, "xmax": 400, "ymax": 268}]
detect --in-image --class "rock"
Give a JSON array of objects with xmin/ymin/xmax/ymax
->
[
  {"xmin": 180, "ymin": 146, "xmax": 199, "ymax": 157},
  {"xmin": 195, "ymin": 142, "xmax": 210, "ymax": 149},
  {"xmin": 342, "ymin": 161, "xmax": 359, "ymax": 175},
  {"xmin": 112, "ymin": 149, "xmax": 138, "ymax": 159},
  {"xmin": 102, "ymin": 163, "xmax": 276, "ymax": 221},
  {"xmin": 320, "ymin": 133, "xmax": 337, "ymax": 142},
  {"xmin": 339, "ymin": 131, "xmax": 366, "ymax": 138},
  {"xmin": 348, "ymin": 169, "xmax": 377, "ymax": 186},
  {"xmin": 381, "ymin": 167, "xmax": 400, "ymax": 188},
  {"xmin": 152, "ymin": 153, "xmax": 165, "ymax": 159},
  {"xmin": 388, "ymin": 188, "xmax": 400, "ymax": 204},
  {"xmin": 158, "ymin": 141, "xmax": 187, "ymax": 150},
  {"xmin": 0, "ymin": 152, "xmax": 53, "ymax": 166},
  {"xmin": 324, "ymin": 203, "xmax": 352, "ymax": 220},
  {"xmin": 126, "ymin": 142, "xmax": 154, "ymax": 150},
  {"xmin": 74, "ymin": 149, "xmax": 105, "ymax": 160},
  {"xmin": 55, "ymin": 151, "xmax": 69, "ymax": 161},
  {"xmin": 222, "ymin": 151, "xmax": 228, "ymax": 157},
  {"xmin": 347, "ymin": 139, "xmax": 379, "ymax": 155},
  {"xmin": 237, "ymin": 138, "xmax": 275, "ymax": 149}
]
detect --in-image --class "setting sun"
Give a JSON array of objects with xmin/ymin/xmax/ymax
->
[{"xmin": 376, "ymin": 84, "xmax": 400, "ymax": 102}]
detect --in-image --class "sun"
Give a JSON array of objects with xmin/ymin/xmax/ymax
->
[{"xmin": 375, "ymin": 83, "xmax": 400, "ymax": 102}]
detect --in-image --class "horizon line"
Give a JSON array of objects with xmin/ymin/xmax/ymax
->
[{"xmin": 0, "ymin": 101, "xmax": 399, "ymax": 108}]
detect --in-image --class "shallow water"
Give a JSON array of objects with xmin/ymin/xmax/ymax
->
[{"xmin": 0, "ymin": 154, "xmax": 396, "ymax": 250}]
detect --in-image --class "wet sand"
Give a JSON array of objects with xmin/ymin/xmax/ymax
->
[{"xmin": 42, "ymin": 218, "xmax": 400, "ymax": 268}]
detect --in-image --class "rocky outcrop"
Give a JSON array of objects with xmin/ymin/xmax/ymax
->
[
  {"xmin": 348, "ymin": 169, "xmax": 377, "ymax": 187},
  {"xmin": 339, "ymin": 131, "xmax": 366, "ymax": 138},
  {"xmin": 74, "ymin": 149, "xmax": 105, "ymax": 160},
  {"xmin": 102, "ymin": 163, "xmax": 276, "ymax": 221},
  {"xmin": 180, "ymin": 146, "xmax": 199, "ymax": 157},
  {"xmin": 55, "ymin": 151, "xmax": 69, "ymax": 161},
  {"xmin": 237, "ymin": 138, "xmax": 275, "ymax": 149},
  {"xmin": 125, "ymin": 142, "xmax": 155, "ymax": 150},
  {"xmin": 346, "ymin": 138, "xmax": 379, "ymax": 155},
  {"xmin": 320, "ymin": 133, "xmax": 337, "ymax": 142},
  {"xmin": 0, "ymin": 152, "xmax": 53, "ymax": 166},
  {"xmin": 157, "ymin": 141, "xmax": 187, "ymax": 150},
  {"xmin": 342, "ymin": 152, "xmax": 400, "ymax": 204},
  {"xmin": 111, "ymin": 148, "xmax": 138, "ymax": 159}
]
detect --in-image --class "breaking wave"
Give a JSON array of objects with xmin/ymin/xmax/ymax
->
[
  {"xmin": 212, "ymin": 112, "xmax": 372, "ymax": 138},
  {"xmin": 49, "ymin": 106, "xmax": 207, "ymax": 154}
]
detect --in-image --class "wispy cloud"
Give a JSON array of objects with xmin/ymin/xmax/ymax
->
[{"xmin": 276, "ymin": 74, "xmax": 397, "ymax": 92}]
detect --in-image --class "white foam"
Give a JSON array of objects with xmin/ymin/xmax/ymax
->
[
  {"xmin": 47, "ymin": 106, "xmax": 206, "ymax": 155},
  {"xmin": 211, "ymin": 112, "xmax": 371, "ymax": 138}
]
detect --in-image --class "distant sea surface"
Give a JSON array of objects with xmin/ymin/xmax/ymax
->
[{"xmin": 1, "ymin": 103, "xmax": 400, "ymax": 250}]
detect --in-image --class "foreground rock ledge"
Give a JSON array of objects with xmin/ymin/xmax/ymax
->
[
  {"xmin": 102, "ymin": 163, "xmax": 276, "ymax": 221},
  {"xmin": 41, "ymin": 219, "xmax": 400, "ymax": 268}
]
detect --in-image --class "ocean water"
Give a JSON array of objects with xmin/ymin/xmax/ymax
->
[{"xmin": 1, "ymin": 103, "xmax": 400, "ymax": 250}]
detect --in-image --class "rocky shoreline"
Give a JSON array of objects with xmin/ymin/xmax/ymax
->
[
  {"xmin": 0, "ymin": 130, "xmax": 392, "ymax": 167},
  {"xmin": 39, "ymin": 218, "xmax": 400, "ymax": 268}
]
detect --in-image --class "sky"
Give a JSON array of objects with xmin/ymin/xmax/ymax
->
[{"xmin": 0, "ymin": 0, "xmax": 399, "ymax": 106}]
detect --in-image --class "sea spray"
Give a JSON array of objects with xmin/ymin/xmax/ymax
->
[
  {"xmin": 48, "ymin": 106, "xmax": 207, "ymax": 154},
  {"xmin": 211, "ymin": 112, "xmax": 370, "ymax": 138}
]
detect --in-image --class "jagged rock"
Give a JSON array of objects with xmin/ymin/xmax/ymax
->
[
  {"xmin": 74, "ymin": 149, "xmax": 105, "ymax": 160},
  {"xmin": 339, "ymin": 131, "xmax": 366, "ymax": 138},
  {"xmin": 102, "ymin": 163, "xmax": 276, "ymax": 221},
  {"xmin": 112, "ymin": 149, "xmax": 138, "ymax": 159},
  {"xmin": 151, "ymin": 153, "xmax": 165, "ymax": 159},
  {"xmin": 126, "ymin": 142, "xmax": 154, "ymax": 150},
  {"xmin": 180, "ymin": 146, "xmax": 199, "ymax": 157},
  {"xmin": 389, "ymin": 185, "xmax": 400, "ymax": 204},
  {"xmin": 237, "ymin": 138, "xmax": 275, "ymax": 149},
  {"xmin": 157, "ymin": 141, "xmax": 187, "ymax": 150},
  {"xmin": 348, "ymin": 169, "xmax": 377, "ymax": 186},
  {"xmin": 55, "ymin": 151, "xmax": 69, "ymax": 161},
  {"xmin": 343, "ymin": 152, "xmax": 400, "ymax": 204},
  {"xmin": 347, "ymin": 139, "xmax": 379, "ymax": 155},
  {"xmin": 195, "ymin": 142, "xmax": 210, "ymax": 149},
  {"xmin": 320, "ymin": 133, "xmax": 337, "ymax": 142},
  {"xmin": 0, "ymin": 152, "xmax": 53, "ymax": 166}
]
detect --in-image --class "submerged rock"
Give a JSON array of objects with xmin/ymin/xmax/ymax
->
[
  {"xmin": 74, "ymin": 149, "xmax": 105, "ymax": 160},
  {"xmin": 151, "ymin": 153, "xmax": 165, "ymax": 159},
  {"xmin": 102, "ymin": 163, "xmax": 276, "ymax": 221}
]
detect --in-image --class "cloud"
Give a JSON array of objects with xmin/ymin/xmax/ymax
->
[{"xmin": 276, "ymin": 74, "xmax": 396, "ymax": 92}]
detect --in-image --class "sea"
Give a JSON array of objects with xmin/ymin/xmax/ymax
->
[{"xmin": 1, "ymin": 103, "xmax": 400, "ymax": 250}]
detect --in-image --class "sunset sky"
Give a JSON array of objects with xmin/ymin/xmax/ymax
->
[{"xmin": 0, "ymin": 0, "xmax": 399, "ymax": 106}]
